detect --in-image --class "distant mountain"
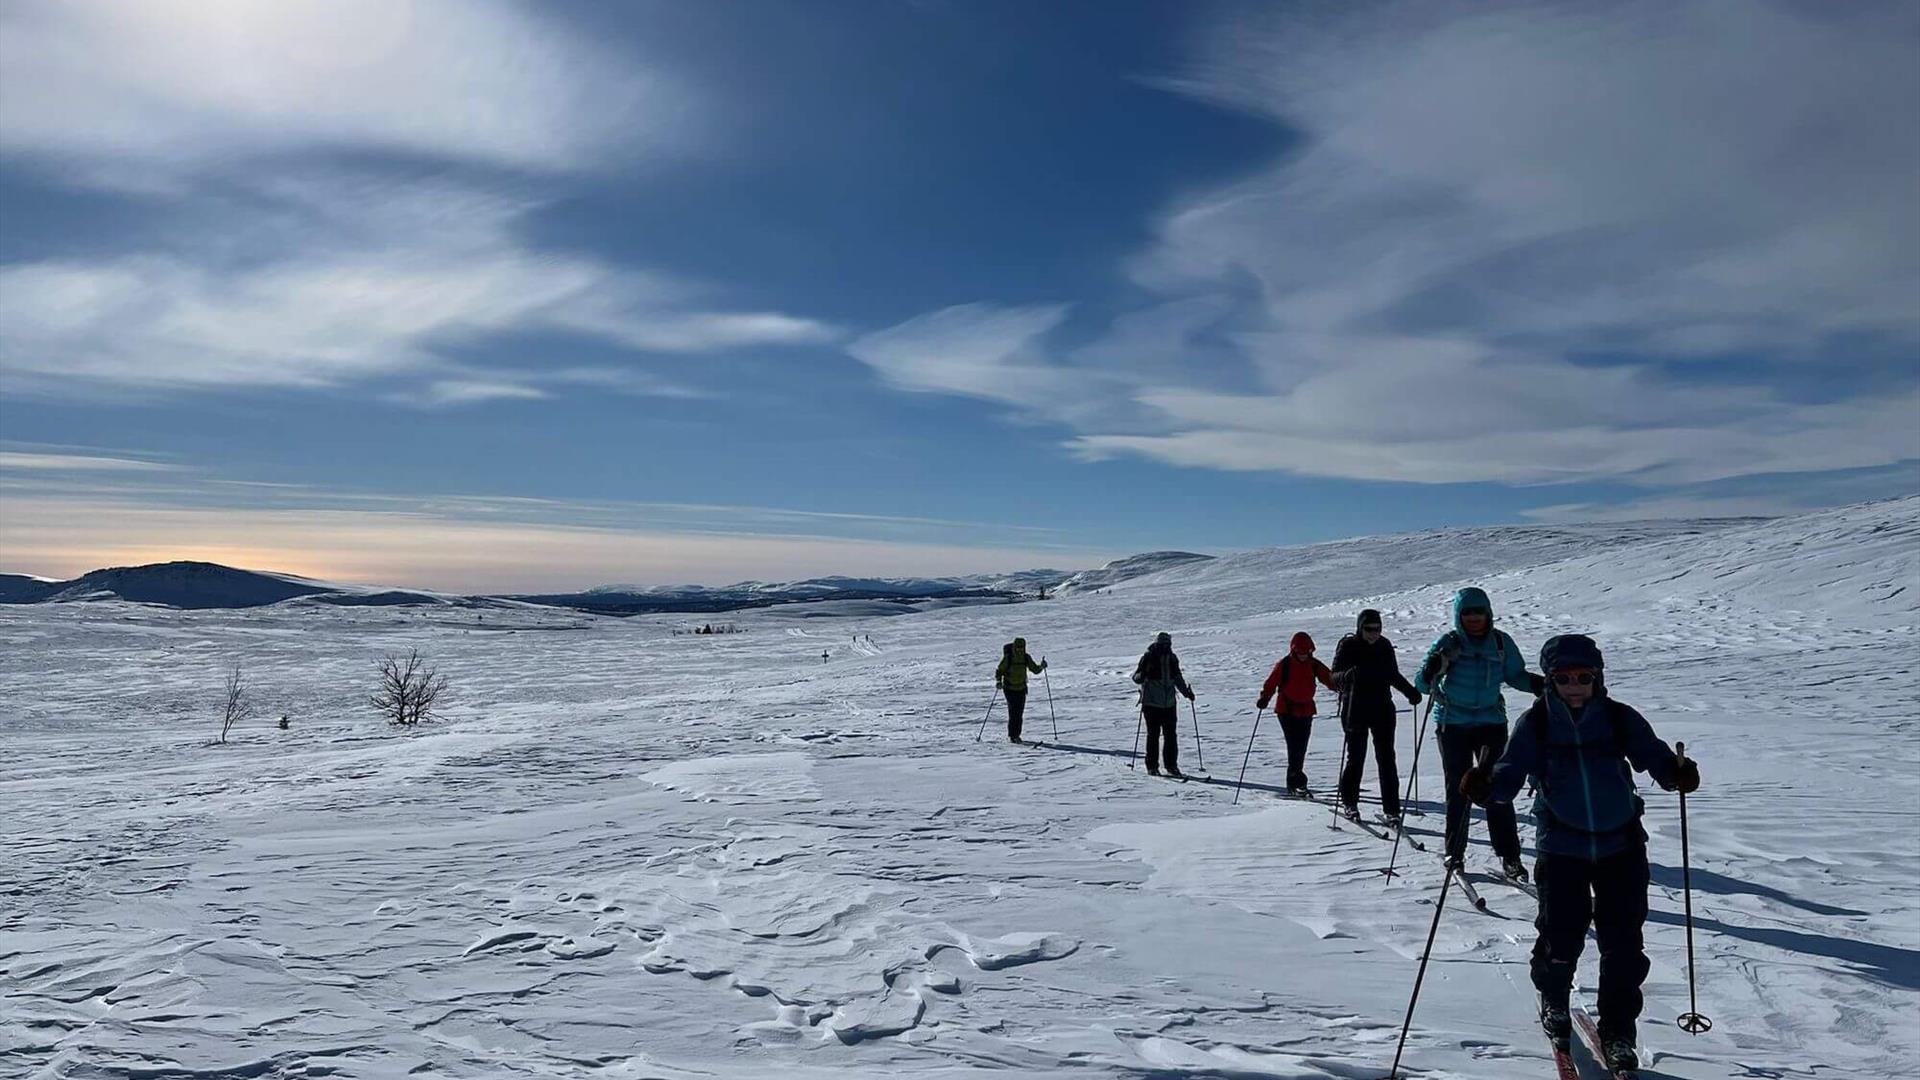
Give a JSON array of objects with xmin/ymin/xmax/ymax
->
[
  {"xmin": 1054, "ymin": 551, "xmax": 1214, "ymax": 594},
  {"xmin": 4, "ymin": 562, "xmax": 337, "ymax": 609},
  {"xmin": 0, "ymin": 561, "xmax": 1080, "ymax": 614},
  {"xmin": 0, "ymin": 574, "xmax": 61, "ymax": 603},
  {"xmin": 514, "ymin": 568, "xmax": 1075, "ymax": 616}
]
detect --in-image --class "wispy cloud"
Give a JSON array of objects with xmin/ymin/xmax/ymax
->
[
  {"xmin": 854, "ymin": 2, "xmax": 1920, "ymax": 491},
  {"xmin": 0, "ymin": 0, "xmax": 693, "ymax": 181},
  {"xmin": 0, "ymin": 5, "xmax": 837, "ymax": 406},
  {"xmin": 0, "ymin": 450, "xmax": 181, "ymax": 472}
]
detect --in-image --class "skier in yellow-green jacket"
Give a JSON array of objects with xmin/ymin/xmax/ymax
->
[{"xmin": 994, "ymin": 637, "xmax": 1047, "ymax": 744}]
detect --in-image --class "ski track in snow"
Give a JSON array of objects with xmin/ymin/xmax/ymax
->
[{"xmin": 2, "ymin": 499, "xmax": 1917, "ymax": 1078}]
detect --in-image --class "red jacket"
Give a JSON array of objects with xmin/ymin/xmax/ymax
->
[{"xmin": 1260, "ymin": 632, "xmax": 1335, "ymax": 717}]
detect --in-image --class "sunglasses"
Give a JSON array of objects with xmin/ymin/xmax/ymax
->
[
  {"xmin": 1361, "ymin": 624, "xmax": 1382, "ymax": 633},
  {"xmin": 1552, "ymin": 671, "xmax": 1596, "ymax": 687}
]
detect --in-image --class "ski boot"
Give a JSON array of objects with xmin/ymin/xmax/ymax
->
[
  {"xmin": 1339, "ymin": 804, "xmax": 1361, "ymax": 823},
  {"xmin": 1443, "ymin": 853, "xmax": 1464, "ymax": 873},
  {"xmin": 1601, "ymin": 1034, "xmax": 1639, "ymax": 1075},
  {"xmin": 1539, "ymin": 994, "xmax": 1572, "ymax": 1049},
  {"xmin": 1381, "ymin": 810, "xmax": 1404, "ymax": 827},
  {"xmin": 1501, "ymin": 856, "xmax": 1530, "ymax": 883},
  {"xmin": 1165, "ymin": 766, "xmax": 1185, "ymax": 779}
]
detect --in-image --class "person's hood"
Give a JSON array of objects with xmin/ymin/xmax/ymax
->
[
  {"xmin": 1540, "ymin": 634, "xmax": 1606, "ymax": 699},
  {"xmin": 1290, "ymin": 631, "xmax": 1315, "ymax": 656},
  {"xmin": 1155, "ymin": 632, "xmax": 1172, "ymax": 648},
  {"xmin": 1355, "ymin": 608, "xmax": 1382, "ymax": 634},
  {"xmin": 1451, "ymin": 587, "xmax": 1494, "ymax": 637},
  {"xmin": 1012, "ymin": 637, "xmax": 1026, "ymax": 650}
]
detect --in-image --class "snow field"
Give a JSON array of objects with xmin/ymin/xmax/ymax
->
[{"xmin": 2, "ymin": 498, "xmax": 1916, "ymax": 1078}]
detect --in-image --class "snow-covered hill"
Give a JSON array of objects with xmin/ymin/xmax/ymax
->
[
  {"xmin": 1055, "ymin": 550, "xmax": 1214, "ymax": 594},
  {"xmin": 2, "ymin": 499, "xmax": 1915, "ymax": 1079}
]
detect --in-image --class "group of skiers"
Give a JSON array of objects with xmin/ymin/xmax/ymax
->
[{"xmin": 986, "ymin": 584, "xmax": 1702, "ymax": 1073}]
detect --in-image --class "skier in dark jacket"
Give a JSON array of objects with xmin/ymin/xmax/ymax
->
[
  {"xmin": 1414, "ymin": 586, "xmax": 1545, "ymax": 879},
  {"xmin": 1462, "ymin": 634, "xmax": 1698, "ymax": 1073},
  {"xmin": 1330, "ymin": 609, "xmax": 1420, "ymax": 820},
  {"xmin": 994, "ymin": 637, "xmax": 1047, "ymax": 744},
  {"xmin": 1132, "ymin": 632, "xmax": 1194, "ymax": 777},
  {"xmin": 1255, "ymin": 631, "xmax": 1337, "ymax": 795}
]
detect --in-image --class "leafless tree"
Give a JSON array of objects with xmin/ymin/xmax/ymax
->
[
  {"xmin": 219, "ymin": 663, "xmax": 253, "ymax": 743},
  {"xmin": 371, "ymin": 649, "xmax": 449, "ymax": 727}
]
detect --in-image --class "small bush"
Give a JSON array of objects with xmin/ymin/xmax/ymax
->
[
  {"xmin": 219, "ymin": 663, "xmax": 254, "ymax": 744},
  {"xmin": 371, "ymin": 649, "xmax": 448, "ymax": 727}
]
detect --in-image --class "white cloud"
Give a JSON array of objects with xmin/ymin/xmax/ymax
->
[
  {"xmin": 0, "ymin": 177, "xmax": 840, "ymax": 399},
  {"xmin": 856, "ymin": 2, "xmax": 1920, "ymax": 490},
  {"xmin": 0, "ymin": 0, "xmax": 690, "ymax": 178},
  {"xmin": 848, "ymin": 302, "xmax": 1077, "ymax": 405},
  {"xmin": 0, "ymin": 451, "xmax": 179, "ymax": 472}
]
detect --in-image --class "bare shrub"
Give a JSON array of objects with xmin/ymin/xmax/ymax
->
[
  {"xmin": 371, "ymin": 649, "xmax": 448, "ymax": 727},
  {"xmin": 219, "ymin": 663, "xmax": 253, "ymax": 743}
]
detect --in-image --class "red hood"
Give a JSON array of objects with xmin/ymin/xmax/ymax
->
[{"xmin": 1290, "ymin": 631, "xmax": 1315, "ymax": 655}]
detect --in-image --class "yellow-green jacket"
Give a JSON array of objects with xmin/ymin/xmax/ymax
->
[{"xmin": 996, "ymin": 639, "xmax": 1045, "ymax": 691}]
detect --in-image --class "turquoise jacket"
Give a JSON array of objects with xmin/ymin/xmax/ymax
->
[{"xmin": 1413, "ymin": 587, "xmax": 1539, "ymax": 728}]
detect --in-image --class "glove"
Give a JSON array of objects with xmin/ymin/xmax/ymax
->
[
  {"xmin": 994, "ymin": 677, "xmax": 1003, "ymax": 690},
  {"xmin": 1460, "ymin": 762, "xmax": 1493, "ymax": 806},
  {"xmin": 1674, "ymin": 758, "xmax": 1700, "ymax": 794},
  {"xmin": 1182, "ymin": 687, "xmax": 1196, "ymax": 702},
  {"xmin": 1256, "ymin": 694, "xmax": 1271, "ymax": 711},
  {"xmin": 1405, "ymin": 688, "xmax": 1422, "ymax": 706},
  {"xmin": 1039, "ymin": 659, "xmax": 1048, "ymax": 671}
]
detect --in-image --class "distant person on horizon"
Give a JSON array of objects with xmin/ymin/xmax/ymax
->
[
  {"xmin": 1462, "ymin": 634, "xmax": 1698, "ymax": 1072},
  {"xmin": 1331, "ymin": 609, "xmax": 1420, "ymax": 821},
  {"xmin": 994, "ymin": 637, "xmax": 1047, "ymax": 744},
  {"xmin": 1132, "ymin": 632, "xmax": 1194, "ymax": 777},
  {"xmin": 1415, "ymin": 586, "xmax": 1545, "ymax": 880},
  {"xmin": 1256, "ymin": 632, "xmax": 1337, "ymax": 796}
]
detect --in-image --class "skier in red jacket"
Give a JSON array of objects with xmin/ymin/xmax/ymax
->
[{"xmin": 1256, "ymin": 632, "xmax": 1338, "ymax": 795}]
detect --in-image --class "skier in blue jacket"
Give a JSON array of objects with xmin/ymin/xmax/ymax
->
[
  {"xmin": 1413, "ymin": 586, "xmax": 1544, "ymax": 879},
  {"xmin": 1461, "ymin": 634, "xmax": 1699, "ymax": 1073}
]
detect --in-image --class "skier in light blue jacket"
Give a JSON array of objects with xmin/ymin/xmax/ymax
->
[{"xmin": 1413, "ymin": 586, "xmax": 1544, "ymax": 878}]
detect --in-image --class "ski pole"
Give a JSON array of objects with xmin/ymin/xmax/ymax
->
[
  {"xmin": 1187, "ymin": 696, "xmax": 1205, "ymax": 771},
  {"xmin": 1675, "ymin": 742, "xmax": 1713, "ymax": 1034},
  {"xmin": 1130, "ymin": 702, "xmax": 1144, "ymax": 770},
  {"xmin": 1232, "ymin": 706, "xmax": 1263, "ymax": 805},
  {"xmin": 1329, "ymin": 715, "xmax": 1352, "ymax": 831},
  {"xmin": 1401, "ymin": 693, "xmax": 1435, "ymax": 817},
  {"xmin": 1043, "ymin": 666, "xmax": 1059, "ymax": 742},
  {"xmin": 974, "ymin": 687, "xmax": 1001, "ymax": 742},
  {"xmin": 1388, "ymin": 868, "xmax": 1455, "ymax": 1079}
]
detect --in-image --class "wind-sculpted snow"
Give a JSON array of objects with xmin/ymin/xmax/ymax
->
[{"xmin": 2, "ymin": 498, "xmax": 1915, "ymax": 1078}]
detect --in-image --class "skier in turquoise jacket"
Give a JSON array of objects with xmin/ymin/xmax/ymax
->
[{"xmin": 1413, "ymin": 586, "xmax": 1544, "ymax": 878}]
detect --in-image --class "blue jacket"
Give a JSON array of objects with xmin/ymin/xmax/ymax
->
[
  {"xmin": 1488, "ymin": 692, "xmax": 1682, "ymax": 861},
  {"xmin": 1413, "ymin": 587, "xmax": 1537, "ymax": 728}
]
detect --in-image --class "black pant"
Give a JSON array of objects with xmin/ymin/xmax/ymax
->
[
  {"xmin": 1279, "ymin": 713, "xmax": 1313, "ymax": 790},
  {"xmin": 1439, "ymin": 724, "xmax": 1521, "ymax": 861},
  {"xmin": 1339, "ymin": 712, "xmax": 1400, "ymax": 815},
  {"xmin": 1143, "ymin": 705, "xmax": 1179, "ymax": 773},
  {"xmin": 1532, "ymin": 847, "xmax": 1651, "ymax": 1043},
  {"xmin": 1005, "ymin": 689, "xmax": 1027, "ymax": 741}
]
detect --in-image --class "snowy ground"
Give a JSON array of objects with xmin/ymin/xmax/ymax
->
[{"xmin": 3, "ymin": 499, "xmax": 1917, "ymax": 1080}]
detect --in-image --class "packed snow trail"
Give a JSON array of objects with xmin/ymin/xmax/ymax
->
[{"xmin": 2, "ymin": 499, "xmax": 1916, "ymax": 1079}]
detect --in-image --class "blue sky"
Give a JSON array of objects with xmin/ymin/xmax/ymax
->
[{"xmin": 2, "ymin": 0, "xmax": 1916, "ymax": 591}]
